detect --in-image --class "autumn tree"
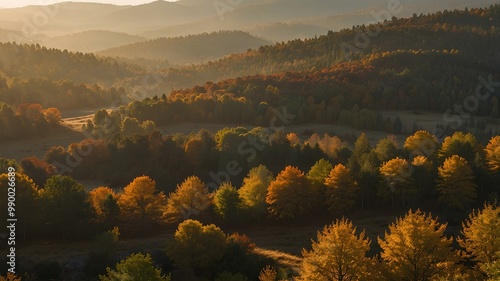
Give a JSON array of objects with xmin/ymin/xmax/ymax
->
[
  {"xmin": 379, "ymin": 157, "xmax": 415, "ymax": 209},
  {"xmin": 259, "ymin": 266, "xmax": 277, "ymax": 281},
  {"xmin": 324, "ymin": 164, "xmax": 358, "ymax": 214},
  {"xmin": 39, "ymin": 175, "xmax": 90, "ymax": 240},
  {"xmin": 485, "ymin": 136, "xmax": 500, "ymax": 176},
  {"xmin": 89, "ymin": 186, "xmax": 120, "ymax": 224},
  {"xmin": 266, "ymin": 166, "xmax": 314, "ymax": 220},
  {"xmin": 0, "ymin": 273, "xmax": 21, "ymax": 281},
  {"xmin": 238, "ymin": 165, "xmax": 274, "ymax": 221},
  {"xmin": 306, "ymin": 159, "xmax": 333, "ymax": 205},
  {"xmin": 213, "ymin": 182, "xmax": 242, "ymax": 223},
  {"xmin": 166, "ymin": 219, "xmax": 226, "ymax": 275},
  {"xmin": 100, "ymin": 253, "xmax": 170, "ymax": 281},
  {"xmin": 43, "ymin": 107, "xmax": 62, "ymax": 126},
  {"xmin": 459, "ymin": 203, "xmax": 500, "ymax": 274},
  {"xmin": 378, "ymin": 209, "xmax": 460, "ymax": 281},
  {"xmin": 299, "ymin": 218, "xmax": 372, "ymax": 281},
  {"xmin": 375, "ymin": 137, "xmax": 400, "ymax": 162},
  {"xmin": 437, "ymin": 155, "xmax": 477, "ymax": 212},
  {"xmin": 439, "ymin": 132, "xmax": 482, "ymax": 165},
  {"xmin": 118, "ymin": 176, "xmax": 167, "ymax": 222},
  {"xmin": 164, "ymin": 176, "xmax": 211, "ymax": 223},
  {"xmin": 404, "ymin": 130, "xmax": 438, "ymax": 159}
]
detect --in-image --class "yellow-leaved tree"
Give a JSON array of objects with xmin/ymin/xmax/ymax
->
[
  {"xmin": 238, "ymin": 165, "xmax": 274, "ymax": 222},
  {"xmin": 378, "ymin": 157, "xmax": 415, "ymax": 209},
  {"xmin": 437, "ymin": 155, "xmax": 477, "ymax": 212},
  {"xmin": 485, "ymin": 136, "xmax": 500, "ymax": 176},
  {"xmin": 118, "ymin": 176, "xmax": 166, "ymax": 222},
  {"xmin": 324, "ymin": 164, "xmax": 358, "ymax": 214},
  {"xmin": 404, "ymin": 130, "xmax": 438, "ymax": 159},
  {"xmin": 378, "ymin": 209, "xmax": 460, "ymax": 281},
  {"xmin": 459, "ymin": 203, "xmax": 500, "ymax": 275},
  {"xmin": 299, "ymin": 218, "xmax": 373, "ymax": 281},
  {"xmin": 266, "ymin": 166, "xmax": 314, "ymax": 220},
  {"xmin": 163, "ymin": 176, "xmax": 211, "ymax": 223}
]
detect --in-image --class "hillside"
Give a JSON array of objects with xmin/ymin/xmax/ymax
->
[
  {"xmin": 134, "ymin": 5, "xmax": 500, "ymax": 92},
  {"xmin": 41, "ymin": 30, "xmax": 146, "ymax": 53},
  {"xmin": 1, "ymin": 0, "xmax": 497, "ymax": 42},
  {"xmin": 0, "ymin": 42, "xmax": 140, "ymax": 85},
  {"xmin": 97, "ymin": 31, "xmax": 272, "ymax": 65}
]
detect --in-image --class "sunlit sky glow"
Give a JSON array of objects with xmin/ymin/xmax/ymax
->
[{"xmin": 0, "ymin": 0, "xmax": 177, "ymax": 9}]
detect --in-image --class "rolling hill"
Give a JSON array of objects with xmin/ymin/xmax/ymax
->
[
  {"xmin": 41, "ymin": 30, "xmax": 146, "ymax": 53},
  {"xmin": 97, "ymin": 31, "xmax": 271, "ymax": 65}
]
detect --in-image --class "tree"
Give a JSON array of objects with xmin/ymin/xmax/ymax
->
[
  {"xmin": 0, "ymin": 172, "xmax": 38, "ymax": 240},
  {"xmin": 404, "ymin": 130, "xmax": 438, "ymax": 159},
  {"xmin": 378, "ymin": 209, "xmax": 460, "ymax": 281},
  {"xmin": 378, "ymin": 158, "xmax": 415, "ymax": 208},
  {"xmin": 459, "ymin": 203, "xmax": 500, "ymax": 273},
  {"xmin": 238, "ymin": 165, "xmax": 274, "ymax": 221},
  {"xmin": 100, "ymin": 253, "xmax": 170, "ymax": 281},
  {"xmin": 43, "ymin": 107, "xmax": 62, "ymax": 126},
  {"xmin": 0, "ymin": 273, "xmax": 21, "ymax": 281},
  {"xmin": 166, "ymin": 219, "xmax": 226, "ymax": 274},
  {"xmin": 259, "ymin": 266, "xmax": 277, "ymax": 281},
  {"xmin": 89, "ymin": 186, "xmax": 120, "ymax": 223},
  {"xmin": 307, "ymin": 159, "xmax": 333, "ymax": 203},
  {"xmin": 118, "ymin": 176, "xmax": 167, "ymax": 222},
  {"xmin": 213, "ymin": 182, "xmax": 242, "ymax": 223},
  {"xmin": 266, "ymin": 166, "xmax": 314, "ymax": 220},
  {"xmin": 439, "ymin": 132, "xmax": 482, "ymax": 165},
  {"xmin": 39, "ymin": 175, "xmax": 90, "ymax": 240},
  {"xmin": 375, "ymin": 137, "xmax": 399, "ymax": 162},
  {"xmin": 164, "ymin": 176, "xmax": 211, "ymax": 223},
  {"xmin": 437, "ymin": 155, "xmax": 477, "ymax": 212},
  {"xmin": 353, "ymin": 133, "xmax": 371, "ymax": 158},
  {"xmin": 485, "ymin": 136, "xmax": 500, "ymax": 176},
  {"xmin": 324, "ymin": 164, "xmax": 358, "ymax": 214},
  {"xmin": 299, "ymin": 218, "xmax": 372, "ymax": 281},
  {"xmin": 121, "ymin": 117, "xmax": 145, "ymax": 136}
]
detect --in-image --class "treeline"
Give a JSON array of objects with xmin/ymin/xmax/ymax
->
[
  {"xmin": 0, "ymin": 103, "xmax": 62, "ymax": 141},
  {"xmin": 97, "ymin": 30, "xmax": 271, "ymax": 66},
  {"xmin": 18, "ymin": 127, "xmax": 500, "ymax": 214},
  {"xmin": 1, "ymin": 130, "xmax": 499, "ymax": 279},
  {"xmin": 141, "ymin": 5, "xmax": 500, "ymax": 91},
  {"xmin": 98, "ymin": 50, "xmax": 500, "ymax": 137},
  {"xmin": 0, "ymin": 76, "xmax": 127, "ymax": 110},
  {"xmin": 0, "ymin": 42, "xmax": 138, "ymax": 85}
]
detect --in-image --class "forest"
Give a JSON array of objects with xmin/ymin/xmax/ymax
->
[
  {"xmin": 0, "ymin": 3, "xmax": 499, "ymax": 281},
  {"xmin": 1, "ymin": 129, "xmax": 499, "ymax": 280}
]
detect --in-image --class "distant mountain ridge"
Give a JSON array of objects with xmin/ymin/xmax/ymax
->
[
  {"xmin": 97, "ymin": 31, "xmax": 272, "ymax": 66},
  {"xmin": 0, "ymin": 0, "xmax": 498, "ymax": 44}
]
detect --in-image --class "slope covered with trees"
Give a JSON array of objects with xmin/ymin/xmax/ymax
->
[{"xmin": 98, "ymin": 31, "xmax": 272, "ymax": 66}]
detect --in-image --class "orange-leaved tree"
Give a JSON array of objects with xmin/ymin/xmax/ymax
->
[
  {"xmin": 118, "ymin": 176, "xmax": 166, "ymax": 222},
  {"xmin": 266, "ymin": 166, "xmax": 314, "ymax": 220}
]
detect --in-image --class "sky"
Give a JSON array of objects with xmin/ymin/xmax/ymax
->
[{"xmin": 0, "ymin": 0, "xmax": 176, "ymax": 9}]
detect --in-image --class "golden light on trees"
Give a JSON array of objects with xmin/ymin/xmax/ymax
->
[
  {"xmin": 485, "ymin": 136, "xmax": 500, "ymax": 175},
  {"xmin": 378, "ymin": 209, "xmax": 460, "ymax": 281},
  {"xmin": 299, "ymin": 218, "xmax": 371, "ymax": 281},
  {"xmin": 118, "ymin": 176, "xmax": 167, "ymax": 222},
  {"xmin": 324, "ymin": 164, "xmax": 358, "ymax": 214},
  {"xmin": 164, "ymin": 176, "xmax": 211, "ymax": 223},
  {"xmin": 266, "ymin": 166, "xmax": 314, "ymax": 220},
  {"xmin": 459, "ymin": 203, "xmax": 500, "ymax": 273},
  {"xmin": 437, "ymin": 155, "xmax": 477, "ymax": 211}
]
